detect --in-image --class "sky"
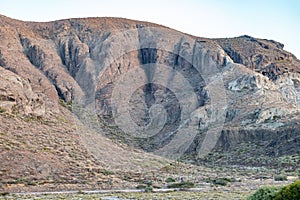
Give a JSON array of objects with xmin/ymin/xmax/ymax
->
[{"xmin": 0, "ymin": 0, "xmax": 299, "ymax": 58}]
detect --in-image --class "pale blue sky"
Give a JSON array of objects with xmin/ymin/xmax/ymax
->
[{"xmin": 1, "ymin": 0, "xmax": 299, "ymax": 58}]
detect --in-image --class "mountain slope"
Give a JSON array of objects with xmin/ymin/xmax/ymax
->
[{"xmin": 0, "ymin": 15, "xmax": 300, "ymax": 191}]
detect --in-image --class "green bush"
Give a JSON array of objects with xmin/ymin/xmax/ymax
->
[
  {"xmin": 213, "ymin": 178, "xmax": 228, "ymax": 186},
  {"xmin": 0, "ymin": 106, "xmax": 5, "ymax": 113},
  {"xmin": 165, "ymin": 177, "xmax": 176, "ymax": 183},
  {"xmin": 274, "ymin": 180, "xmax": 300, "ymax": 200},
  {"xmin": 136, "ymin": 184, "xmax": 147, "ymax": 189},
  {"xmin": 211, "ymin": 178, "xmax": 235, "ymax": 186},
  {"xmin": 221, "ymin": 177, "xmax": 236, "ymax": 182},
  {"xmin": 136, "ymin": 184, "xmax": 154, "ymax": 192},
  {"xmin": 0, "ymin": 192, "xmax": 9, "ymax": 196},
  {"xmin": 167, "ymin": 181, "xmax": 194, "ymax": 189},
  {"xmin": 274, "ymin": 175, "xmax": 287, "ymax": 181},
  {"xmin": 247, "ymin": 186, "xmax": 282, "ymax": 200},
  {"xmin": 144, "ymin": 186, "xmax": 153, "ymax": 193},
  {"xmin": 100, "ymin": 169, "xmax": 115, "ymax": 175}
]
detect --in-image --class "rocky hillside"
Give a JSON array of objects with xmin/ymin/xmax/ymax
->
[{"xmin": 0, "ymin": 14, "xmax": 300, "ymax": 191}]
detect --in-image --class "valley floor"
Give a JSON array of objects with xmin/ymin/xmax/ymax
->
[
  {"xmin": 1, "ymin": 178, "xmax": 297, "ymax": 200},
  {"xmin": 0, "ymin": 191, "xmax": 250, "ymax": 200}
]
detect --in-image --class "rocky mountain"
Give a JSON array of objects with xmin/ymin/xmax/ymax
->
[{"xmin": 0, "ymin": 14, "xmax": 300, "ymax": 191}]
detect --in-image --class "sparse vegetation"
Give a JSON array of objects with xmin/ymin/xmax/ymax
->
[
  {"xmin": 136, "ymin": 181, "xmax": 154, "ymax": 192},
  {"xmin": 59, "ymin": 99, "xmax": 73, "ymax": 111},
  {"xmin": 0, "ymin": 190, "xmax": 252, "ymax": 200},
  {"xmin": 15, "ymin": 177, "xmax": 25, "ymax": 184},
  {"xmin": 197, "ymin": 144, "xmax": 300, "ymax": 172}
]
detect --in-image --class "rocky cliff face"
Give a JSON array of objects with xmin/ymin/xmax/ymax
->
[
  {"xmin": 0, "ymin": 67, "xmax": 44, "ymax": 115},
  {"xmin": 0, "ymin": 15, "xmax": 299, "ymax": 169}
]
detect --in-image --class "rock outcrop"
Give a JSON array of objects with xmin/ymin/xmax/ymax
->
[{"xmin": 0, "ymin": 67, "xmax": 44, "ymax": 115}]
